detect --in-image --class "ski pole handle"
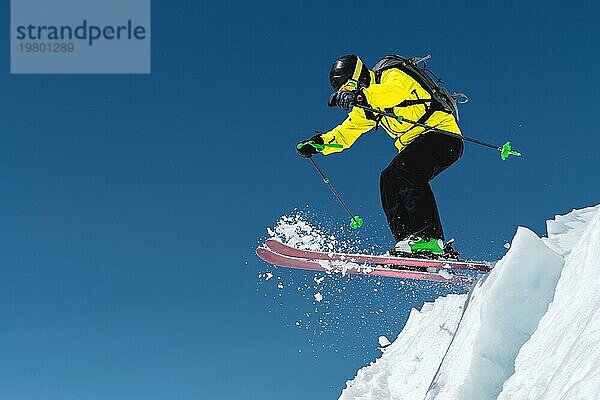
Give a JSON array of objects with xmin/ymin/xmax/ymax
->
[{"xmin": 296, "ymin": 141, "xmax": 343, "ymax": 153}]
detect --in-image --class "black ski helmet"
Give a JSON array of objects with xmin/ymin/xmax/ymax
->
[{"xmin": 329, "ymin": 54, "xmax": 371, "ymax": 90}]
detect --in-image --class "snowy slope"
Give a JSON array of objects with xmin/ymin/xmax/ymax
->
[
  {"xmin": 498, "ymin": 208, "xmax": 600, "ymax": 399},
  {"xmin": 339, "ymin": 295, "xmax": 467, "ymax": 400},
  {"xmin": 339, "ymin": 205, "xmax": 600, "ymax": 400}
]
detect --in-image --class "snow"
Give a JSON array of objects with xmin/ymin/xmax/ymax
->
[
  {"xmin": 437, "ymin": 269, "xmax": 454, "ymax": 280},
  {"xmin": 267, "ymin": 213, "xmax": 337, "ymax": 251},
  {"xmin": 542, "ymin": 206, "xmax": 599, "ymax": 258},
  {"xmin": 339, "ymin": 295, "xmax": 468, "ymax": 400},
  {"xmin": 499, "ymin": 207, "xmax": 600, "ymax": 399},
  {"xmin": 339, "ymin": 204, "xmax": 600, "ymax": 400},
  {"xmin": 378, "ymin": 336, "xmax": 391, "ymax": 348},
  {"xmin": 428, "ymin": 227, "xmax": 564, "ymax": 400}
]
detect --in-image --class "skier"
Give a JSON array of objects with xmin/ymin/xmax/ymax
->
[{"xmin": 296, "ymin": 54, "xmax": 463, "ymax": 257}]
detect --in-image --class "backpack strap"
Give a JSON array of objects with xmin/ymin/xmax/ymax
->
[
  {"xmin": 396, "ymin": 98, "xmax": 431, "ymax": 107},
  {"xmin": 374, "ymin": 69, "xmax": 384, "ymax": 85},
  {"xmin": 375, "ymin": 67, "xmax": 442, "ymax": 125},
  {"xmin": 373, "ymin": 55, "xmax": 454, "ymax": 121}
]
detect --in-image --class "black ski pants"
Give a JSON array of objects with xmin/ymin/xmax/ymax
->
[{"xmin": 380, "ymin": 133, "xmax": 463, "ymax": 242}]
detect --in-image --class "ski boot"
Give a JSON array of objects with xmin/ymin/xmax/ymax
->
[
  {"xmin": 390, "ymin": 237, "xmax": 444, "ymax": 259},
  {"xmin": 440, "ymin": 238, "xmax": 460, "ymax": 260}
]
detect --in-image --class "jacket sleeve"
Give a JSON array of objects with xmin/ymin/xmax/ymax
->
[
  {"xmin": 319, "ymin": 106, "xmax": 376, "ymax": 155},
  {"xmin": 319, "ymin": 70, "xmax": 411, "ymax": 155}
]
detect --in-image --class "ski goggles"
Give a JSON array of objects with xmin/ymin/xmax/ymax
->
[
  {"xmin": 338, "ymin": 79, "xmax": 358, "ymax": 92},
  {"xmin": 334, "ymin": 57, "xmax": 365, "ymax": 92}
]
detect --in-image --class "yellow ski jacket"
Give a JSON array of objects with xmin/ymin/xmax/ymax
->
[{"xmin": 320, "ymin": 69, "xmax": 461, "ymax": 155}]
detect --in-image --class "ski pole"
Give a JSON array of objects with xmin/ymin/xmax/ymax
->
[
  {"xmin": 308, "ymin": 157, "xmax": 363, "ymax": 229},
  {"xmin": 351, "ymin": 103, "xmax": 522, "ymax": 160},
  {"xmin": 296, "ymin": 142, "xmax": 363, "ymax": 229}
]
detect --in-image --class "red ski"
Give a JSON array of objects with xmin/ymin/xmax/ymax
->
[
  {"xmin": 256, "ymin": 247, "xmax": 476, "ymax": 285},
  {"xmin": 264, "ymin": 239, "xmax": 492, "ymax": 272}
]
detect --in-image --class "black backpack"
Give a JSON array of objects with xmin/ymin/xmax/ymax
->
[{"xmin": 372, "ymin": 54, "xmax": 467, "ymax": 121}]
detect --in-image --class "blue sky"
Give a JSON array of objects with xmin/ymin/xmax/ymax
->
[{"xmin": 1, "ymin": 0, "xmax": 599, "ymax": 399}]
